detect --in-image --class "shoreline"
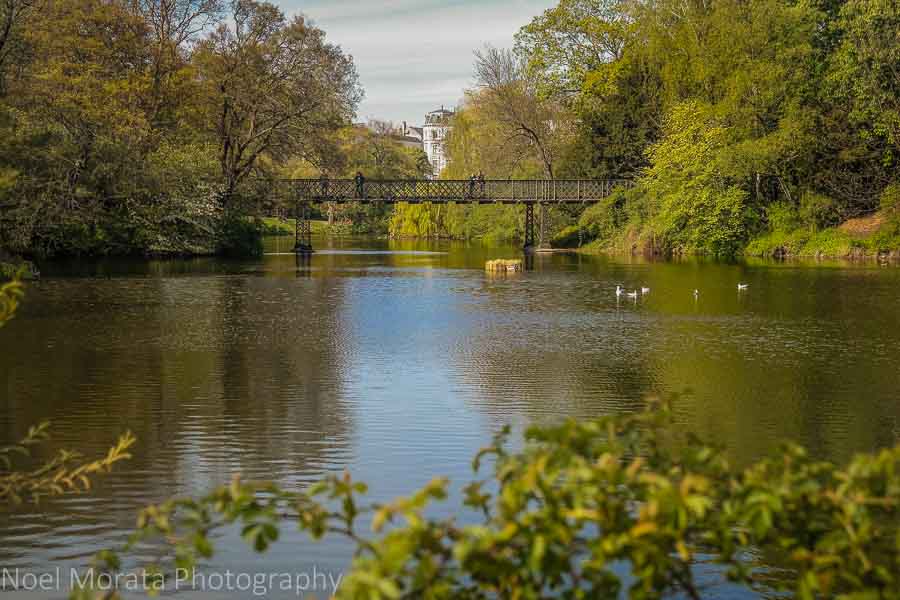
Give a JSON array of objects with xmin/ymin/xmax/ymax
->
[{"xmin": 567, "ymin": 244, "xmax": 900, "ymax": 264}]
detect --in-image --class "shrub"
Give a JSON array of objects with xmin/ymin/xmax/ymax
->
[
  {"xmin": 744, "ymin": 229, "xmax": 805, "ymax": 257},
  {"xmin": 798, "ymin": 191, "xmax": 842, "ymax": 232},
  {"xmin": 801, "ymin": 228, "xmax": 856, "ymax": 257},
  {"xmin": 77, "ymin": 403, "xmax": 900, "ymax": 600},
  {"xmin": 550, "ymin": 224, "xmax": 584, "ymax": 248},
  {"xmin": 765, "ymin": 201, "xmax": 800, "ymax": 233},
  {"xmin": 862, "ymin": 185, "xmax": 900, "ymax": 252},
  {"xmin": 881, "ymin": 184, "xmax": 900, "ymax": 215},
  {"xmin": 557, "ymin": 189, "xmax": 631, "ymax": 249},
  {"xmin": 218, "ymin": 216, "xmax": 264, "ymax": 258}
]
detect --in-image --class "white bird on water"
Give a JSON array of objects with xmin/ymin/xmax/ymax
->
[
  {"xmin": 616, "ymin": 285, "xmax": 624, "ymax": 298},
  {"xmin": 693, "ymin": 289, "xmax": 700, "ymax": 298},
  {"xmin": 738, "ymin": 283, "xmax": 749, "ymax": 291},
  {"xmin": 627, "ymin": 290, "xmax": 639, "ymax": 299},
  {"xmin": 641, "ymin": 287, "xmax": 651, "ymax": 294}
]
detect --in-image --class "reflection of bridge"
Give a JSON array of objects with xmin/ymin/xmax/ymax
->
[{"xmin": 286, "ymin": 178, "xmax": 632, "ymax": 253}]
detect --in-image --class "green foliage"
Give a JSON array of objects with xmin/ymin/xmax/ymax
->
[
  {"xmin": 0, "ymin": 0, "xmax": 359, "ymax": 258},
  {"xmin": 800, "ymin": 229, "xmax": 856, "ymax": 257},
  {"xmin": 218, "ymin": 216, "xmax": 263, "ymax": 258},
  {"xmin": 831, "ymin": 0, "xmax": 900, "ymax": 151},
  {"xmin": 389, "ymin": 203, "xmax": 524, "ymax": 243},
  {"xmin": 76, "ymin": 404, "xmax": 900, "ymax": 600},
  {"xmin": 515, "ymin": 0, "xmax": 628, "ymax": 96},
  {"xmin": 550, "ymin": 224, "xmax": 583, "ymax": 248},
  {"xmin": 744, "ymin": 228, "xmax": 857, "ymax": 258},
  {"xmin": 1, "ymin": 423, "xmax": 136, "ymax": 506},
  {"xmin": 743, "ymin": 186, "xmax": 900, "ymax": 257},
  {"xmin": 0, "ymin": 275, "xmax": 23, "ymax": 326},
  {"xmin": 881, "ymin": 184, "xmax": 900, "ymax": 216},
  {"xmin": 866, "ymin": 227, "xmax": 900, "ymax": 255},
  {"xmin": 765, "ymin": 201, "xmax": 801, "ymax": 234},
  {"xmin": 798, "ymin": 191, "xmax": 843, "ymax": 232},
  {"xmin": 561, "ymin": 188, "xmax": 628, "ymax": 247},
  {"xmin": 389, "ymin": 203, "xmax": 444, "ymax": 239},
  {"xmin": 641, "ymin": 102, "xmax": 749, "ymax": 256},
  {"xmin": 495, "ymin": 0, "xmax": 900, "ymax": 256},
  {"xmin": 389, "ymin": 102, "xmax": 548, "ymax": 242}
]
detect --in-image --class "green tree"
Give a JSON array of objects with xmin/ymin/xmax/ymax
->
[
  {"xmin": 389, "ymin": 103, "xmax": 536, "ymax": 242},
  {"xmin": 515, "ymin": 0, "xmax": 629, "ymax": 96},
  {"xmin": 193, "ymin": 0, "xmax": 362, "ymax": 199},
  {"xmin": 472, "ymin": 45, "xmax": 573, "ymax": 179},
  {"xmin": 831, "ymin": 0, "xmax": 900, "ymax": 157},
  {"xmin": 138, "ymin": 0, "xmax": 222, "ymax": 129},
  {"xmin": 0, "ymin": 0, "xmax": 34, "ymax": 92},
  {"xmin": 643, "ymin": 101, "xmax": 750, "ymax": 255}
]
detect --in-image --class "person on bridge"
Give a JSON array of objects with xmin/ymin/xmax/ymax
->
[
  {"xmin": 319, "ymin": 173, "xmax": 329, "ymax": 198},
  {"xmin": 477, "ymin": 171, "xmax": 485, "ymax": 197},
  {"xmin": 355, "ymin": 171, "xmax": 364, "ymax": 198},
  {"xmin": 468, "ymin": 174, "xmax": 476, "ymax": 197}
]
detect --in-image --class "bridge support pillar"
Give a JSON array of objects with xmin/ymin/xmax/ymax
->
[
  {"xmin": 294, "ymin": 202, "xmax": 314, "ymax": 254},
  {"xmin": 523, "ymin": 203, "xmax": 535, "ymax": 251},
  {"xmin": 525, "ymin": 203, "xmax": 552, "ymax": 252},
  {"xmin": 538, "ymin": 203, "xmax": 552, "ymax": 250}
]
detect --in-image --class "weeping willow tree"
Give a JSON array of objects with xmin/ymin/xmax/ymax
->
[{"xmin": 389, "ymin": 95, "xmax": 551, "ymax": 243}]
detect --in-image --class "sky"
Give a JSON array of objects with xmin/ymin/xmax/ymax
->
[{"xmin": 278, "ymin": 0, "xmax": 556, "ymax": 126}]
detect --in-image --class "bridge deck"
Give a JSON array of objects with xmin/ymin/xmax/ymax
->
[{"xmin": 285, "ymin": 179, "xmax": 631, "ymax": 204}]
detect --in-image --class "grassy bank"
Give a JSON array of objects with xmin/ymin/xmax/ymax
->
[
  {"xmin": 569, "ymin": 221, "xmax": 900, "ymax": 260},
  {"xmin": 743, "ymin": 212, "xmax": 900, "ymax": 259},
  {"xmin": 555, "ymin": 185, "xmax": 900, "ymax": 261}
]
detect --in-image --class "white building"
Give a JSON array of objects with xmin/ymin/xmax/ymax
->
[{"xmin": 422, "ymin": 107, "xmax": 454, "ymax": 179}]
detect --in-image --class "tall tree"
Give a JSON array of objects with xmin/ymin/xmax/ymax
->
[
  {"xmin": 137, "ymin": 0, "xmax": 223, "ymax": 128},
  {"xmin": 19, "ymin": 0, "xmax": 151, "ymax": 194},
  {"xmin": 833, "ymin": 0, "xmax": 900, "ymax": 153},
  {"xmin": 193, "ymin": 0, "xmax": 362, "ymax": 199},
  {"xmin": 473, "ymin": 45, "xmax": 572, "ymax": 179},
  {"xmin": 515, "ymin": 0, "xmax": 628, "ymax": 95},
  {"xmin": 0, "ymin": 0, "xmax": 34, "ymax": 92}
]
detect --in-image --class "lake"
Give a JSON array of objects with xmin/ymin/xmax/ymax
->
[{"xmin": 1, "ymin": 235, "xmax": 898, "ymax": 598}]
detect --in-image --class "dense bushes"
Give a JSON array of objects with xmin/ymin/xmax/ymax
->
[
  {"xmin": 75, "ymin": 403, "xmax": 900, "ymax": 599},
  {"xmin": 217, "ymin": 216, "xmax": 264, "ymax": 258}
]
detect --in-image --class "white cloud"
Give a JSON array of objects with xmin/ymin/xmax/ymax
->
[{"xmin": 279, "ymin": 0, "xmax": 555, "ymax": 124}]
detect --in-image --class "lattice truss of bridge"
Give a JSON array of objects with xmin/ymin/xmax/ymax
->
[{"xmin": 251, "ymin": 178, "xmax": 632, "ymax": 254}]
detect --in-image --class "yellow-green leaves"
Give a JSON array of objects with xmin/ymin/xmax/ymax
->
[
  {"xmin": 1, "ymin": 423, "xmax": 135, "ymax": 506},
  {"xmin": 73, "ymin": 404, "xmax": 900, "ymax": 600},
  {"xmin": 0, "ymin": 275, "xmax": 22, "ymax": 327}
]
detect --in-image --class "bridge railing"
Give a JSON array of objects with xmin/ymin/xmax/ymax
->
[{"xmin": 280, "ymin": 179, "xmax": 633, "ymax": 203}]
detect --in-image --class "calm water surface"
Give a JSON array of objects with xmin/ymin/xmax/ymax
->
[{"xmin": 1, "ymin": 235, "xmax": 898, "ymax": 598}]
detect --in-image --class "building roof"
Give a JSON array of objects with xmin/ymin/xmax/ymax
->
[
  {"xmin": 389, "ymin": 134, "xmax": 424, "ymax": 147},
  {"xmin": 425, "ymin": 110, "xmax": 454, "ymax": 126}
]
